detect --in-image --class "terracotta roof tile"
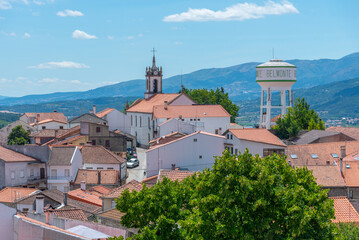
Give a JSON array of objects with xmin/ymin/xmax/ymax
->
[
  {"xmin": 0, "ymin": 187, "xmax": 39, "ymax": 203},
  {"xmin": 102, "ymin": 180, "xmax": 143, "ymax": 199},
  {"xmin": 153, "ymin": 104, "xmax": 231, "ymax": 119},
  {"xmin": 296, "ymin": 165, "xmax": 346, "ymax": 187},
  {"xmin": 141, "ymin": 175, "xmax": 158, "ymax": 188},
  {"xmin": 81, "ymin": 146, "xmax": 126, "ymax": 164},
  {"xmin": 327, "ymin": 126, "xmax": 359, "ymax": 140},
  {"xmin": 330, "ymin": 196, "xmax": 359, "ymax": 223},
  {"xmin": 30, "ymin": 129, "xmax": 68, "ymax": 138},
  {"xmin": 75, "ymin": 169, "xmax": 119, "ymax": 185},
  {"xmin": 48, "ymin": 146, "xmax": 76, "ymax": 166},
  {"xmin": 159, "ymin": 169, "xmax": 196, "ymax": 182},
  {"xmin": 127, "ymin": 93, "xmax": 180, "ymax": 113},
  {"xmin": 52, "ymin": 135, "xmax": 86, "ymax": 146},
  {"xmin": 49, "ymin": 208, "xmax": 88, "ymax": 221},
  {"xmin": 0, "ymin": 146, "xmax": 39, "ymax": 162},
  {"xmin": 67, "ymin": 187, "xmax": 105, "ymax": 207},
  {"xmin": 96, "ymin": 108, "xmax": 116, "ymax": 118},
  {"xmin": 342, "ymin": 162, "xmax": 359, "ymax": 187},
  {"xmin": 228, "ymin": 128, "xmax": 286, "ymax": 147},
  {"xmin": 149, "ymin": 132, "xmax": 187, "ymax": 147},
  {"xmin": 23, "ymin": 112, "xmax": 67, "ymax": 123},
  {"xmin": 287, "ymin": 141, "xmax": 359, "ymax": 166},
  {"xmin": 98, "ymin": 208, "xmax": 125, "ymax": 222},
  {"xmin": 37, "ymin": 119, "xmax": 67, "ymax": 124},
  {"xmin": 90, "ymin": 185, "xmax": 112, "ymax": 195}
]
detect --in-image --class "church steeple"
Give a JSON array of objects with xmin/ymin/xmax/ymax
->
[{"xmin": 144, "ymin": 48, "xmax": 163, "ymax": 100}]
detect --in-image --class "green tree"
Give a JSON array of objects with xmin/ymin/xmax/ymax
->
[
  {"xmin": 112, "ymin": 150, "xmax": 335, "ymax": 239},
  {"xmin": 7, "ymin": 125, "xmax": 30, "ymax": 145},
  {"xmin": 182, "ymin": 87, "xmax": 239, "ymax": 123},
  {"xmin": 334, "ymin": 223, "xmax": 359, "ymax": 240},
  {"xmin": 274, "ymin": 97, "xmax": 325, "ymax": 139}
]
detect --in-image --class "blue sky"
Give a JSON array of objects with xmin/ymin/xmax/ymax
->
[{"xmin": 0, "ymin": 0, "xmax": 358, "ymax": 97}]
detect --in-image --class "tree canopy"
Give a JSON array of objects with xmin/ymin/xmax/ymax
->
[
  {"xmin": 181, "ymin": 87, "xmax": 239, "ymax": 122},
  {"xmin": 112, "ymin": 150, "xmax": 334, "ymax": 240},
  {"xmin": 274, "ymin": 97, "xmax": 325, "ymax": 139},
  {"xmin": 7, "ymin": 125, "xmax": 30, "ymax": 145}
]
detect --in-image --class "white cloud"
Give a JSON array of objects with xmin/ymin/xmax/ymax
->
[
  {"xmin": 163, "ymin": 0, "xmax": 299, "ymax": 22},
  {"xmin": 29, "ymin": 61, "xmax": 90, "ymax": 69},
  {"xmin": 39, "ymin": 78, "xmax": 58, "ymax": 83},
  {"xmin": 71, "ymin": 80, "xmax": 81, "ymax": 84},
  {"xmin": 24, "ymin": 32, "xmax": 31, "ymax": 38},
  {"xmin": 57, "ymin": 9, "xmax": 84, "ymax": 17},
  {"xmin": 127, "ymin": 36, "xmax": 134, "ymax": 40},
  {"xmin": 137, "ymin": 33, "xmax": 143, "ymax": 37},
  {"xmin": 72, "ymin": 30, "xmax": 97, "ymax": 39},
  {"xmin": 33, "ymin": 0, "xmax": 43, "ymax": 5},
  {"xmin": 107, "ymin": 35, "xmax": 114, "ymax": 40},
  {"xmin": 0, "ymin": 0, "xmax": 12, "ymax": 9}
]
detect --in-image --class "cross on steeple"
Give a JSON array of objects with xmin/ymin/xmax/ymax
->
[{"xmin": 151, "ymin": 48, "xmax": 157, "ymax": 67}]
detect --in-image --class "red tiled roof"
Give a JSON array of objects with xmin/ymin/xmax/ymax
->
[
  {"xmin": 153, "ymin": 104, "xmax": 231, "ymax": 119},
  {"xmin": 52, "ymin": 135, "xmax": 86, "ymax": 146},
  {"xmin": 98, "ymin": 208, "xmax": 125, "ymax": 222},
  {"xmin": 75, "ymin": 169, "xmax": 119, "ymax": 185},
  {"xmin": 327, "ymin": 126, "xmax": 359, "ymax": 140},
  {"xmin": 102, "ymin": 180, "xmax": 143, "ymax": 199},
  {"xmin": 67, "ymin": 188, "xmax": 104, "ymax": 207},
  {"xmin": 49, "ymin": 208, "xmax": 88, "ymax": 221},
  {"xmin": 96, "ymin": 108, "xmax": 116, "ymax": 118},
  {"xmin": 271, "ymin": 114, "xmax": 281, "ymax": 123},
  {"xmin": 0, "ymin": 146, "xmax": 39, "ymax": 162},
  {"xmin": 81, "ymin": 146, "xmax": 126, "ymax": 164},
  {"xmin": 149, "ymin": 132, "xmax": 187, "ymax": 147},
  {"xmin": 90, "ymin": 185, "xmax": 112, "ymax": 195},
  {"xmin": 331, "ymin": 196, "xmax": 359, "ymax": 223},
  {"xmin": 30, "ymin": 129, "xmax": 68, "ymax": 138},
  {"xmin": 342, "ymin": 162, "xmax": 359, "ymax": 187},
  {"xmin": 141, "ymin": 175, "xmax": 158, "ymax": 187},
  {"xmin": 297, "ymin": 165, "xmax": 346, "ymax": 187},
  {"xmin": 159, "ymin": 169, "xmax": 196, "ymax": 182},
  {"xmin": 37, "ymin": 119, "xmax": 67, "ymax": 124},
  {"xmin": 22, "ymin": 112, "xmax": 67, "ymax": 123},
  {"xmin": 127, "ymin": 93, "xmax": 180, "ymax": 113},
  {"xmin": 0, "ymin": 187, "xmax": 39, "ymax": 203},
  {"xmin": 228, "ymin": 128, "xmax": 286, "ymax": 147}
]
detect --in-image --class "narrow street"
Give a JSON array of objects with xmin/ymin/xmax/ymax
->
[{"xmin": 126, "ymin": 147, "xmax": 147, "ymax": 182}]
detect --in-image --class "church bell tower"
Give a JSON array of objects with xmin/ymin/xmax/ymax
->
[{"xmin": 144, "ymin": 49, "xmax": 163, "ymax": 99}]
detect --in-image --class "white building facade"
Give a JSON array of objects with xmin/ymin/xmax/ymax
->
[
  {"xmin": 96, "ymin": 108, "xmax": 131, "ymax": 133},
  {"xmin": 146, "ymin": 131, "xmax": 225, "ymax": 177}
]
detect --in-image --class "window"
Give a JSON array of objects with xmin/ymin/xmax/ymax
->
[
  {"xmin": 96, "ymin": 127, "xmax": 101, "ymax": 133},
  {"xmin": 65, "ymin": 169, "xmax": 70, "ymax": 177},
  {"xmin": 105, "ymin": 140, "xmax": 110, "ymax": 148},
  {"xmin": 263, "ymin": 149, "xmax": 285, "ymax": 157},
  {"xmin": 199, "ymin": 155, "xmax": 202, "ymax": 159},
  {"xmin": 349, "ymin": 190, "xmax": 354, "ymax": 199},
  {"xmin": 30, "ymin": 168, "xmax": 34, "ymax": 177},
  {"xmin": 59, "ymin": 126, "xmax": 64, "ymax": 129},
  {"xmin": 231, "ymin": 147, "xmax": 233, "ymax": 155},
  {"xmin": 326, "ymin": 161, "xmax": 330, "ymax": 165},
  {"xmin": 92, "ymin": 140, "xmax": 96, "ymax": 145},
  {"xmin": 64, "ymin": 186, "xmax": 69, "ymax": 192},
  {"xmin": 219, "ymin": 128, "xmax": 222, "ymax": 135},
  {"xmin": 190, "ymin": 119, "xmax": 193, "ymax": 121},
  {"xmin": 140, "ymin": 116, "xmax": 142, "ymax": 127},
  {"xmin": 198, "ymin": 119, "xmax": 200, "ymax": 121},
  {"xmin": 193, "ymin": 138, "xmax": 197, "ymax": 142},
  {"xmin": 52, "ymin": 186, "xmax": 57, "ymax": 190},
  {"xmin": 131, "ymin": 115, "xmax": 133, "ymax": 126},
  {"xmin": 97, "ymin": 167, "xmax": 103, "ymax": 170},
  {"xmin": 346, "ymin": 164, "xmax": 351, "ymax": 169},
  {"xmin": 11, "ymin": 171, "xmax": 15, "ymax": 179},
  {"xmin": 148, "ymin": 134, "xmax": 150, "ymax": 143},
  {"xmin": 290, "ymin": 154, "xmax": 298, "ymax": 159},
  {"xmin": 331, "ymin": 153, "xmax": 339, "ymax": 158},
  {"xmin": 235, "ymin": 149, "xmax": 238, "ymax": 155},
  {"xmin": 148, "ymin": 117, "xmax": 151, "ymax": 129},
  {"xmin": 227, "ymin": 134, "xmax": 229, "ymax": 139},
  {"xmin": 230, "ymin": 134, "xmax": 233, "ymax": 140},
  {"xmin": 42, "ymin": 126, "xmax": 46, "ymax": 130},
  {"xmin": 107, "ymin": 167, "xmax": 114, "ymax": 170},
  {"xmin": 311, "ymin": 154, "xmax": 318, "ymax": 159},
  {"xmin": 194, "ymin": 119, "xmax": 197, "ymax": 121},
  {"xmin": 86, "ymin": 167, "xmax": 93, "ymax": 170},
  {"xmin": 20, "ymin": 170, "xmax": 24, "ymax": 178},
  {"xmin": 51, "ymin": 169, "xmax": 57, "ymax": 178}
]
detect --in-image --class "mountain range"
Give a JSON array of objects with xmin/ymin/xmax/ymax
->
[{"xmin": 1, "ymin": 52, "xmax": 359, "ymax": 106}]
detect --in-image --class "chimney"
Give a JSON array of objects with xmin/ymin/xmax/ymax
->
[
  {"xmin": 93, "ymin": 105, "xmax": 96, "ymax": 114},
  {"xmin": 45, "ymin": 210, "xmax": 54, "ymax": 225},
  {"xmin": 164, "ymin": 101, "xmax": 168, "ymax": 110},
  {"xmin": 81, "ymin": 181, "xmax": 86, "ymax": 191},
  {"xmin": 36, "ymin": 114, "xmax": 40, "ymax": 123},
  {"xmin": 63, "ymin": 193, "xmax": 68, "ymax": 206},
  {"xmin": 35, "ymin": 195, "xmax": 44, "ymax": 214},
  {"xmin": 340, "ymin": 146, "xmax": 346, "ymax": 176},
  {"xmin": 53, "ymin": 110, "xmax": 57, "ymax": 113},
  {"xmin": 171, "ymin": 164, "xmax": 176, "ymax": 170}
]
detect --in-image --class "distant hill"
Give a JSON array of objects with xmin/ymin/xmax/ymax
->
[
  {"xmin": 237, "ymin": 77, "xmax": 359, "ymax": 122},
  {"xmin": 1, "ymin": 52, "xmax": 359, "ymax": 106}
]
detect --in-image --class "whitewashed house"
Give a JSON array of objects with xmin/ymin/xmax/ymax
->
[
  {"xmin": 146, "ymin": 131, "xmax": 225, "ymax": 177},
  {"xmin": 47, "ymin": 146, "xmax": 82, "ymax": 192},
  {"xmin": 0, "ymin": 146, "xmax": 46, "ymax": 189},
  {"xmin": 20, "ymin": 112, "xmax": 68, "ymax": 130},
  {"xmin": 81, "ymin": 145, "xmax": 127, "ymax": 181},
  {"xmin": 157, "ymin": 118, "xmax": 196, "ymax": 137},
  {"xmin": 96, "ymin": 108, "xmax": 131, "ymax": 133},
  {"xmin": 223, "ymin": 128, "xmax": 286, "ymax": 157}
]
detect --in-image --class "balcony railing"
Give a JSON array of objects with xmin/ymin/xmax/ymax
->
[{"xmin": 47, "ymin": 176, "xmax": 72, "ymax": 180}]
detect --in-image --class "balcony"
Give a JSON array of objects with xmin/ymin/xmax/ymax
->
[
  {"xmin": 27, "ymin": 176, "xmax": 46, "ymax": 184},
  {"xmin": 47, "ymin": 176, "xmax": 72, "ymax": 184}
]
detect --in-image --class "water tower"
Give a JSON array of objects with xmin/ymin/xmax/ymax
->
[{"xmin": 256, "ymin": 59, "xmax": 296, "ymax": 129}]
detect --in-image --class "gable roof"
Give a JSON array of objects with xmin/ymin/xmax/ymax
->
[
  {"xmin": 147, "ymin": 131, "xmax": 225, "ymax": 152},
  {"xmin": 330, "ymin": 196, "xmax": 359, "ymax": 223},
  {"xmin": 153, "ymin": 104, "xmax": 231, "ymax": 119},
  {"xmin": 149, "ymin": 132, "xmax": 187, "ymax": 147},
  {"xmin": 37, "ymin": 119, "xmax": 67, "ymax": 125},
  {"xmin": 48, "ymin": 146, "xmax": 76, "ymax": 166},
  {"xmin": 296, "ymin": 165, "xmax": 346, "ymax": 187},
  {"xmin": 228, "ymin": 128, "xmax": 286, "ymax": 147},
  {"xmin": 0, "ymin": 146, "xmax": 40, "ymax": 163},
  {"xmin": 102, "ymin": 180, "xmax": 143, "ymax": 199},
  {"xmin": 0, "ymin": 187, "xmax": 40, "ymax": 203},
  {"xmin": 98, "ymin": 208, "xmax": 125, "ymax": 222},
  {"xmin": 74, "ymin": 169, "xmax": 119, "ymax": 185},
  {"xmin": 159, "ymin": 169, "xmax": 196, "ymax": 182},
  {"xmin": 327, "ymin": 126, "xmax": 359, "ymax": 140},
  {"xmin": 22, "ymin": 112, "xmax": 67, "ymax": 123},
  {"xmin": 292, "ymin": 130, "xmax": 345, "ymax": 145},
  {"xmin": 48, "ymin": 208, "xmax": 88, "ymax": 221},
  {"xmin": 68, "ymin": 187, "xmax": 109, "ymax": 207},
  {"xmin": 96, "ymin": 108, "xmax": 116, "ymax": 118},
  {"xmin": 81, "ymin": 146, "xmax": 126, "ymax": 164},
  {"xmin": 127, "ymin": 93, "xmax": 181, "ymax": 113},
  {"xmin": 30, "ymin": 129, "xmax": 68, "ymax": 138},
  {"xmin": 287, "ymin": 141, "xmax": 359, "ymax": 166},
  {"xmin": 342, "ymin": 162, "xmax": 359, "ymax": 187}
]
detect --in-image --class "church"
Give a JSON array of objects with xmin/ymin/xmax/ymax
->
[{"xmin": 126, "ymin": 53, "xmax": 230, "ymax": 147}]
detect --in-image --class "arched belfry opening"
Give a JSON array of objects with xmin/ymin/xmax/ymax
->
[{"xmin": 144, "ymin": 48, "xmax": 163, "ymax": 99}]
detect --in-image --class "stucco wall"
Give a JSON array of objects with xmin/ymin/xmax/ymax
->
[
  {"xmin": 5, "ymin": 162, "xmax": 44, "ymax": 187},
  {"xmin": 146, "ymin": 132, "xmax": 224, "ymax": 177},
  {"xmin": 104, "ymin": 110, "xmax": 131, "ymax": 133},
  {"xmin": 0, "ymin": 203, "xmax": 16, "ymax": 240},
  {"xmin": 83, "ymin": 163, "xmax": 120, "ymax": 171},
  {"xmin": 37, "ymin": 121, "xmax": 67, "ymax": 131},
  {"xmin": 129, "ymin": 112, "xmax": 153, "ymax": 146},
  {"xmin": 158, "ymin": 119, "xmax": 196, "ymax": 137}
]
